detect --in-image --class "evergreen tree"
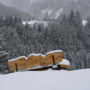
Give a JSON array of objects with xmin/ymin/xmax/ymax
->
[
  {"xmin": 68, "ymin": 10, "xmax": 75, "ymax": 26},
  {"xmin": 0, "ymin": 34, "xmax": 8, "ymax": 72}
]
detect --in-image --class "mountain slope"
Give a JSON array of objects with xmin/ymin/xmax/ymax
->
[
  {"xmin": 1, "ymin": 0, "xmax": 90, "ymax": 19},
  {"xmin": 0, "ymin": 3, "xmax": 31, "ymax": 20},
  {"xmin": 28, "ymin": 0, "xmax": 90, "ymax": 19}
]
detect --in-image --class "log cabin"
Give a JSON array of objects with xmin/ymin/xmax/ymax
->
[{"xmin": 8, "ymin": 50, "xmax": 70, "ymax": 72}]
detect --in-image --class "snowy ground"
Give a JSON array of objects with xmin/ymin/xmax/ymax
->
[{"xmin": 0, "ymin": 69, "xmax": 90, "ymax": 90}]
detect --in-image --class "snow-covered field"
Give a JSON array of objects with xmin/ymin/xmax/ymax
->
[{"xmin": 0, "ymin": 69, "xmax": 90, "ymax": 90}]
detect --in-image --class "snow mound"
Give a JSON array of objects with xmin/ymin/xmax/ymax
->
[
  {"xmin": 58, "ymin": 59, "xmax": 70, "ymax": 65},
  {"xmin": 0, "ymin": 69, "xmax": 90, "ymax": 90}
]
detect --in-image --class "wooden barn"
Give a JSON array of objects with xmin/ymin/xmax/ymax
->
[{"xmin": 8, "ymin": 50, "xmax": 70, "ymax": 72}]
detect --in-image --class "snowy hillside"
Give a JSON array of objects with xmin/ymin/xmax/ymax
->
[
  {"xmin": 0, "ymin": 0, "xmax": 90, "ymax": 19},
  {"xmin": 0, "ymin": 3, "xmax": 31, "ymax": 20},
  {"xmin": 0, "ymin": 69, "xmax": 90, "ymax": 90}
]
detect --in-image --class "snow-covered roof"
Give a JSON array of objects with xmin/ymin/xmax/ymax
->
[
  {"xmin": 28, "ymin": 50, "xmax": 62, "ymax": 57},
  {"xmin": 46, "ymin": 50, "xmax": 62, "ymax": 55},
  {"xmin": 8, "ymin": 50, "xmax": 63, "ymax": 62},
  {"xmin": 8, "ymin": 56, "xmax": 27, "ymax": 62},
  {"xmin": 57, "ymin": 59, "xmax": 70, "ymax": 66},
  {"xmin": 28, "ymin": 53, "xmax": 45, "ymax": 57}
]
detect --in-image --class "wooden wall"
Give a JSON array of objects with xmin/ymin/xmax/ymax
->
[
  {"xmin": 8, "ymin": 57, "xmax": 27, "ymax": 72},
  {"xmin": 8, "ymin": 52, "xmax": 63, "ymax": 72}
]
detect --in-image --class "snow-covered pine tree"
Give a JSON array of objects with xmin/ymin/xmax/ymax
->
[{"xmin": 0, "ymin": 34, "xmax": 8, "ymax": 73}]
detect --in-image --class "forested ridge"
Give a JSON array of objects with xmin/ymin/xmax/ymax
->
[
  {"xmin": 0, "ymin": 10, "xmax": 90, "ymax": 73},
  {"xmin": 1, "ymin": 0, "xmax": 90, "ymax": 19},
  {"xmin": 0, "ymin": 3, "xmax": 31, "ymax": 21}
]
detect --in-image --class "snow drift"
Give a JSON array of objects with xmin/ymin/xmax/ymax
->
[{"xmin": 0, "ymin": 69, "xmax": 90, "ymax": 90}]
